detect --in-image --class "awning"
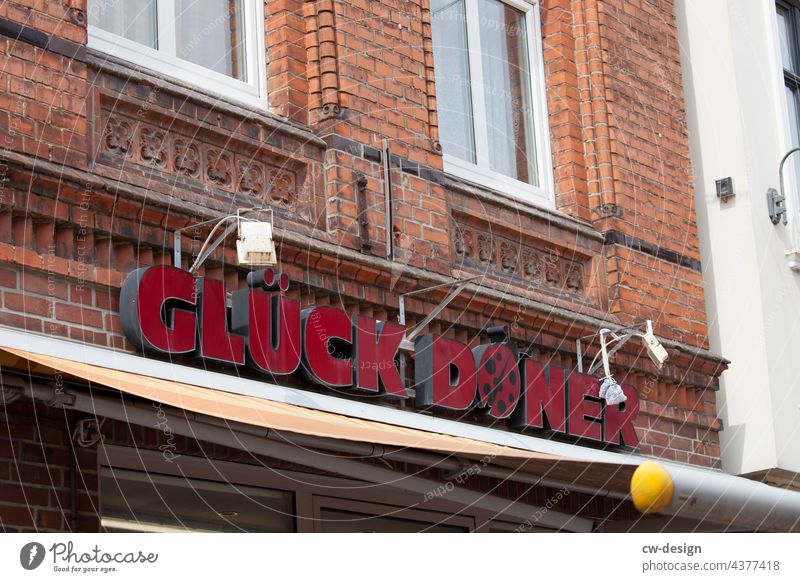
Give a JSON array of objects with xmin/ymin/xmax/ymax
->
[
  {"xmin": 1, "ymin": 346, "xmax": 562, "ymax": 462},
  {"xmin": 3, "ymin": 326, "xmax": 800, "ymax": 531},
  {"xmin": 0, "ymin": 343, "xmax": 612, "ymax": 532},
  {"xmin": 0, "ymin": 345, "xmax": 637, "ymax": 495}
]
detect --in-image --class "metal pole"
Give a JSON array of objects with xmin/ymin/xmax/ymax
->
[
  {"xmin": 398, "ymin": 275, "xmax": 481, "ymax": 334},
  {"xmin": 405, "ymin": 278, "xmax": 479, "ymax": 344},
  {"xmin": 779, "ymin": 147, "xmax": 800, "ymax": 226},
  {"xmin": 173, "ymin": 231, "xmax": 182, "ymax": 268},
  {"xmin": 634, "ymin": 460, "xmax": 800, "ymax": 533},
  {"xmin": 382, "ymin": 138, "xmax": 394, "ymax": 261}
]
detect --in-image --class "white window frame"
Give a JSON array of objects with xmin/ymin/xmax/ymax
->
[
  {"xmin": 436, "ymin": 0, "xmax": 554, "ymax": 207},
  {"xmin": 87, "ymin": 0, "xmax": 267, "ymax": 110},
  {"xmin": 775, "ymin": 0, "xmax": 800, "ymax": 246}
]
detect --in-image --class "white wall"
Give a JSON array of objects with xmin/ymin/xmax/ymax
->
[{"xmin": 676, "ymin": 0, "xmax": 800, "ymax": 476}]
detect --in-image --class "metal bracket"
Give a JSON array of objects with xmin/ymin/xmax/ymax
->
[
  {"xmin": 769, "ymin": 147, "xmax": 800, "ymax": 226},
  {"xmin": 588, "ymin": 330, "xmax": 635, "ymax": 376},
  {"xmin": 43, "ymin": 384, "xmax": 76, "ymax": 408},
  {"xmin": 576, "ymin": 321, "xmax": 652, "ymax": 375},
  {"xmin": 173, "ymin": 207, "xmax": 269, "ymax": 272},
  {"xmin": 355, "ymin": 174, "xmax": 372, "ymax": 254},
  {"xmin": 189, "ymin": 221, "xmax": 239, "ymax": 273},
  {"xmin": 382, "ymin": 139, "xmax": 394, "ymax": 261},
  {"xmin": 398, "ymin": 276, "xmax": 482, "ymax": 351},
  {"xmin": 73, "ymin": 418, "xmax": 105, "ymax": 447},
  {"xmin": 768, "ymin": 188, "xmax": 788, "ymax": 226},
  {"xmin": 716, "ymin": 177, "xmax": 735, "ymax": 202},
  {"xmin": 0, "ymin": 386, "xmax": 22, "ymax": 406}
]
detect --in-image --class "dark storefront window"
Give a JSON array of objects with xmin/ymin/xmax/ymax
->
[
  {"xmin": 101, "ymin": 468, "xmax": 295, "ymax": 533},
  {"xmin": 318, "ymin": 508, "xmax": 468, "ymax": 533}
]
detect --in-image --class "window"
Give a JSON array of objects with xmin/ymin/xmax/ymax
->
[
  {"xmin": 88, "ymin": 0, "xmax": 266, "ymax": 108},
  {"xmin": 779, "ymin": 2, "xmax": 800, "ymax": 144},
  {"xmin": 313, "ymin": 497, "xmax": 474, "ymax": 533},
  {"xmin": 430, "ymin": 0, "xmax": 552, "ymax": 205},
  {"xmin": 101, "ymin": 468, "xmax": 295, "ymax": 532},
  {"xmin": 778, "ymin": 1, "xmax": 800, "ymax": 200}
]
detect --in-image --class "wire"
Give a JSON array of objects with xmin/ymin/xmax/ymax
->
[
  {"xmin": 72, "ymin": 418, "xmax": 106, "ymax": 447},
  {"xmin": 586, "ymin": 330, "xmax": 621, "ymax": 378},
  {"xmin": 188, "ymin": 216, "xmax": 236, "ymax": 273}
]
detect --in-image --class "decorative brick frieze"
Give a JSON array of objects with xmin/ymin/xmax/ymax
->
[
  {"xmin": 452, "ymin": 218, "xmax": 589, "ymax": 298},
  {"xmin": 98, "ymin": 111, "xmax": 299, "ymax": 210}
]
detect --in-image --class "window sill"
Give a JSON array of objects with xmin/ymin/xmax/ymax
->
[
  {"xmin": 442, "ymin": 172, "xmax": 601, "ymax": 243},
  {"xmin": 444, "ymin": 155, "xmax": 552, "ymax": 207}
]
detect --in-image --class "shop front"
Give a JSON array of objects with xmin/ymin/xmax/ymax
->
[
  {"xmin": 4, "ymin": 266, "xmax": 800, "ymax": 533},
  {"xmin": 3, "ymin": 0, "xmax": 800, "ymax": 535},
  {"xmin": 0, "ymin": 320, "xmax": 630, "ymax": 534}
]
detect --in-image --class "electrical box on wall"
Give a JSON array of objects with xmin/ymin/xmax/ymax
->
[{"xmin": 716, "ymin": 177, "xmax": 734, "ymax": 202}]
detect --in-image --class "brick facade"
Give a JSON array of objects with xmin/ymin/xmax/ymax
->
[
  {"xmin": 1, "ymin": 0, "xmax": 726, "ymax": 531},
  {"xmin": 0, "ymin": 400, "xmax": 98, "ymax": 533}
]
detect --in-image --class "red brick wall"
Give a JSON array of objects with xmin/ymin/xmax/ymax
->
[
  {"xmin": 0, "ymin": 1, "xmax": 86, "ymax": 45},
  {"xmin": 0, "ymin": 0, "xmax": 725, "ymax": 485},
  {"xmin": 0, "ymin": 401, "xmax": 99, "ymax": 532},
  {"xmin": 589, "ymin": 0, "xmax": 707, "ymax": 341},
  {"xmin": 0, "ymin": 38, "xmax": 87, "ymax": 168},
  {"xmin": 269, "ymin": 0, "xmax": 308, "ymax": 122}
]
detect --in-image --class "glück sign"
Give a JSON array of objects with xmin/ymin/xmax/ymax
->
[{"xmin": 120, "ymin": 266, "xmax": 639, "ymax": 446}]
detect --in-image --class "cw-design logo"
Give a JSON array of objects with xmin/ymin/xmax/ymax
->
[{"xmin": 19, "ymin": 542, "xmax": 46, "ymax": 570}]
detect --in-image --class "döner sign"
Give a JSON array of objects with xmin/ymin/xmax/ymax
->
[{"xmin": 119, "ymin": 266, "xmax": 639, "ymax": 446}]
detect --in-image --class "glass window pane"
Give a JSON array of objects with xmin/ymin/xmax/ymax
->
[
  {"xmin": 101, "ymin": 469, "xmax": 295, "ymax": 533},
  {"xmin": 478, "ymin": 0, "xmax": 538, "ymax": 186},
  {"xmin": 785, "ymin": 85, "xmax": 800, "ymax": 191},
  {"xmin": 778, "ymin": 6, "xmax": 796, "ymax": 74},
  {"xmin": 787, "ymin": 85, "xmax": 800, "ymax": 147},
  {"xmin": 431, "ymin": 0, "xmax": 476, "ymax": 164},
  {"xmin": 175, "ymin": 0, "xmax": 246, "ymax": 81},
  {"xmin": 89, "ymin": 0, "xmax": 157, "ymax": 49},
  {"xmin": 488, "ymin": 519, "xmax": 553, "ymax": 532},
  {"xmin": 319, "ymin": 508, "xmax": 467, "ymax": 533}
]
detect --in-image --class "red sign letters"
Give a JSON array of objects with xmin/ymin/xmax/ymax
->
[{"xmin": 120, "ymin": 266, "xmax": 639, "ymax": 446}]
